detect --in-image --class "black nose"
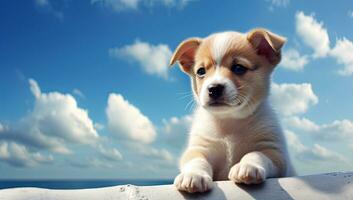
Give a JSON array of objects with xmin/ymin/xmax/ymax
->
[{"xmin": 208, "ymin": 84, "xmax": 224, "ymax": 99}]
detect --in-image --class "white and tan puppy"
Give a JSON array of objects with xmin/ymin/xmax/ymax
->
[{"xmin": 170, "ymin": 29, "xmax": 295, "ymax": 193}]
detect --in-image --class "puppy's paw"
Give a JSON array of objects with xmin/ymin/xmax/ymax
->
[
  {"xmin": 228, "ymin": 162, "xmax": 266, "ymax": 184},
  {"xmin": 174, "ymin": 172, "xmax": 213, "ymax": 193}
]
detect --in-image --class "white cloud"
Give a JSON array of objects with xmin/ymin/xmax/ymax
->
[
  {"xmin": 311, "ymin": 144, "xmax": 346, "ymax": 162},
  {"xmin": 72, "ymin": 88, "xmax": 85, "ymax": 99},
  {"xmin": 284, "ymin": 130, "xmax": 307, "ymax": 153},
  {"xmin": 280, "ymin": 48, "xmax": 309, "ymax": 71},
  {"xmin": 348, "ymin": 10, "xmax": 353, "ymax": 18},
  {"xmin": 143, "ymin": 147, "xmax": 173, "ymax": 162},
  {"xmin": 295, "ymin": 11, "xmax": 330, "ymax": 58},
  {"xmin": 283, "ymin": 116, "xmax": 319, "ymax": 132},
  {"xmin": 93, "ymin": 0, "xmax": 139, "ymax": 10},
  {"xmin": 109, "ymin": 40, "xmax": 172, "ymax": 79},
  {"xmin": 0, "ymin": 141, "xmax": 53, "ymax": 167},
  {"xmin": 0, "ymin": 142, "xmax": 9, "ymax": 159},
  {"xmin": 162, "ymin": 115, "xmax": 192, "ymax": 149},
  {"xmin": 35, "ymin": 0, "xmax": 50, "ymax": 7},
  {"xmin": 91, "ymin": 0, "xmax": 190, "ymax": 11},
  {"xmin": 271, "ymin": 83, "xmax": 318, "ymax": 116},
  {"xmin": 27, "ymin": 79, "xmax": 99, "ymax": 145},
  {"xmin": 29, "ymin": 78, "xmax": 41, "ymax": 98},
  {"xmin": 293, "ymin": 11, "xmax": 353, "ymax": 76},
  {"xmin": 94, "ymin": 123, "xmax": 105, "ymax": 131},
  {"xmin": 34, "ymin": 0, "xmax": 64, "ymax": 19},
  {"xmin": 163, "ymin": 116, "xmax": 192, "ymax": 134},
  {"xmin": 89, "ymin": 158, "xmax": 114, "ymax": 168},
  {"xmin": 0, "ymin": 123, "xmax": 4, "ymax": 132},
  {"xmin": 0, "ymin": 79, "xmax": 99, "ymax": 155},
  {"xmin": 285, "ymin": 130, "xmax": 346, "ymax": 162},
  {"xmin": 330, "ymin": 38, "xmax": 353, "ymax": 76},
  {"xmin": 267, "ymin": 0, "xmax": 289, "ymax": 9},
  {"xmin": 285, "ymin": 116, "xmax": 353, "ymax": 141},
  {"xmin": 96, "ymin": 145, "xmax": 123, "ymax": 161},
  {"xmin": 132, "ymin": 144, "xmax": 174, "ymax": 162},
  {"xmin": 106, "ymin": 93, "xmax": 156, "ymax": 144}
]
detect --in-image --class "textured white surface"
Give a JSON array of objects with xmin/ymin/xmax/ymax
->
[{"xmin": 1, "ymin": 172, "xmax": 353, "ymax": 200}]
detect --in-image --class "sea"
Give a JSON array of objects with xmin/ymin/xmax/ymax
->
[{"xmin": 0, "ymin": 179, "xmax": 173, "ymax": 189}]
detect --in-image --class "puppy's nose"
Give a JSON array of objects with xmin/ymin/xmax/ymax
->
[{"xmin": 208, "ymin": 84, "xmax": 224, "ymax": 99}]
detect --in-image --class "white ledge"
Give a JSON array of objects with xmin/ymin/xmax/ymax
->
[{"xmin": 1, "ymin": 172, "xmax": 353, "ymax": 200}]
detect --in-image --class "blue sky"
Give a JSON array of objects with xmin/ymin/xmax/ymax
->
[{"xmin": 0, "ymin": 0, "xmax": 353, "ymax": 179}]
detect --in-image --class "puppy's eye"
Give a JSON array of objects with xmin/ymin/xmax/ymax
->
[
  {"xmin": 196, "ymin": 67, "xmax": 206, "ymax": 78},
  {"xmin": 231, "ymin": 64, "xmax": 248, "ymax": 75}
]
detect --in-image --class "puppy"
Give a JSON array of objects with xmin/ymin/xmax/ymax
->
[{"xmin": 169, "ymin": 28, "xmax": 295, "ymax": 193}]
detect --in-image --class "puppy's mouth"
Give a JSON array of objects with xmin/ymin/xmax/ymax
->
[
  {"xmin": 207, "ymin": 100, "xmax": 231, "ymax": 107},
  {"xmin": 206, "ymin": 99, "xmax": 243, "ymax": 108}
]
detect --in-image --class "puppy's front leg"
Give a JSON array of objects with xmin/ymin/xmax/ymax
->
[
  {"xmin": 174, "ymin": 148, "xmax": 213, "ymax": 193},
  {"xmin": 228, "ymin": 150, "xmax": 283, "ymax": 184}
]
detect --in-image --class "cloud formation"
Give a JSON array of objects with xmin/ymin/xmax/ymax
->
[
  {"xmin": 109, "ymin": 40, "xmax": 172, "ymax": 79},
  {"xmin": 294, "ymin": 11, "xmax": 353, "ymax": 76},
  {"xmin": 330, "ymin": 38, "xmax": 353, "ymax": 76},
  {"xmin": 106, "ymin": 93, "xmax": 157, "ymax": 144},
  {"xmin": 133, "ymin": 144, "xmax": 174, "ymax": 162},
  {"xmin": 271, "ymin": 82, "xmax": 318, "ymax": 116},
  {"xmin": 280, "ymin": 48, "xmax": 309, "ymax": 71},
  {"xmin": 34, "ymin": 0, "xmax": 64, "ymax": 19},
  {"xmin": 0, "ymin": 79, "xmax": 99, "ymax": 155},
  {"xmin": 96, "ymin": 145, "xmax": 123, "ymax": 161},
  {"xmin": 285, "ymin": 130, "xmax": 346, "ymax": 162},
  {"xmin": 0, "ymin": 141, "xmax": 53, "ymax": 167},
  {"xmin": 270, "ymin": 79, "xmax": 352, "ymax": 173},
  {"xmin": 266, "ymin": 0, "xmax": 289, "ymax": 10},
  {"xmin": 27, "ymin": 79, "xmax": 99, "ymax": 146},
  {"xmin": 162, "ymin": 115, "xmax": 191, "ymax": 150},
  {"xmin": 0, "ymin": 123, "xmax": 5, "ymax": 132},
  {"xmin": 72, "ymin": 88, "xmax": 85, "ymax": 99},
  {"xmin": 284, "ymin": 116, "xmax": 353, "ymax": 141},
  {"xmin": 295, "ymin": 11, "xmax": 330, "ymax": 58},
  {"xmin": 348, "ymin": 10, "xmax": 353, "ymax": 18},
  {"xmin": 92, "ymin": 0, "xmax": 190, "ymax": 11}
]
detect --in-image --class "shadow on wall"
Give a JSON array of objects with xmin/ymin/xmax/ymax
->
[
  {"xmin": 280, "ymin": 172, "xmax": 353, "ymax": 196},
  {"xmin": 237, "ymin": 180, "xmax": 294, "ymax": 200},
  {"xmin": 176, "ymin": 180, "xmax": 294, "ymax": 200},
  {"xmin": 178, "ymin": 183, "xmax": 227, "ymax": 200}
]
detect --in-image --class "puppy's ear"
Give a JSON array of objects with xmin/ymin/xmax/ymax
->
[
  {"xmin": 247, "ymin": 29, "xmax": 286, "ymax": 65},
  {"xmin": 169, "ymin": 38, "xmax": 202, "ymax": 74}
]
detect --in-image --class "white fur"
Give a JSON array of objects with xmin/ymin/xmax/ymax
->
[
  {"xmin": 174, "ymin": 158, "xmax": 213, "ymax": 193},
  {"xmin": 228, "ymin": 151, "xmax": 276, "ymax": 184},
  {"xmin": 182, "ymin": 157, "xmax": 213, "ymax": 175},
  {"xmin": 211, "ymin": 32, "xmax": 237, "ymax": 65},
  {"xmin": 176, "ymin": 100, "xmax": 294, "ymax": 192}
]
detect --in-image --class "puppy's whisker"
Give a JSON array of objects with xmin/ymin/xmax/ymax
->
[
  {"xmin": 178, "ymin": 93, "xmax": 193, "ymax": 100},
  {"xmin": 228, "ymin": 93, "xmax": 246, "ymax": 106},
  {"xmin": 189, "ymin": 101, "xmax": 197, "ymax": 112},
  {"xmin": 236, "ymin": 85, "xmax": 246, "ymax": 90},
  {"xmin": 177, "ymin": 91, "xmax": 193, "ymax": 96},
  {"xmin": 185, "ymin": 99, "xmax": 195, "ymax": 111},
  {"xmin": 242, "ymin": 94, "xmax": 255, "ymax": 112},
  {"xmin": 177, "ymin": 91, "xmax": 193, "ymax": 95},
  {"xmin": 237, "ymin": 94, "xmax": 249, "ymax": 107}
]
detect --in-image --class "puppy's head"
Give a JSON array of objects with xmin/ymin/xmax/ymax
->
[{"xmin": 170, "ymin": 29, "xmax": 285, "ymax": 118}]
